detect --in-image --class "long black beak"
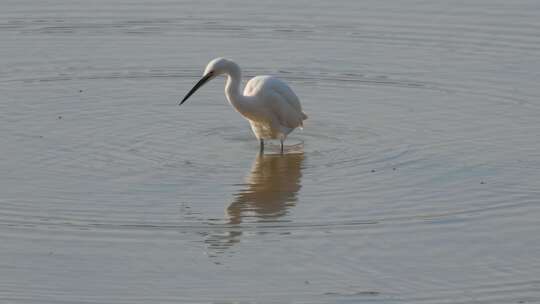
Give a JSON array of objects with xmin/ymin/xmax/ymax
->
[{"xmin": 179, "ymin": 72, "xmax": 213, "ymax": 106}]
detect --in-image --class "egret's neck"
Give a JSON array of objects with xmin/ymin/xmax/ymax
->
[
  {"xmin": 224, "ymin": 65, "xmax": 252, "ymax": 116},
  {"xmin": 225, "ymin": 71, "xmax": 242, "ymax": 104}
]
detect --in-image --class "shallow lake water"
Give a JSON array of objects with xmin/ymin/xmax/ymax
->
[{"xmin": 1, "ymin": 0, "xmax": 540, "ymax": 303}]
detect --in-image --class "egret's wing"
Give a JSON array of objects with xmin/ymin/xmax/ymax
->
[
  {"xmin": 269, "ymin": 78, "xmax": 303, "ymax": 113},
  {"xmin": 245, "ymin": 76, "xmax": 308, "ymax": 128},
  {"xmin": 268, "ymin": 78, "xmax": 308, "ymax": 123},
  {"xmin": 268, "ymin": 90, "xmax": 306, "ymax": 129}
]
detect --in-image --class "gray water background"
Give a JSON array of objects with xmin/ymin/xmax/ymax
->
[{"xmin": 1, "ymin": 0, "xmax": 540, "ymax": 303}]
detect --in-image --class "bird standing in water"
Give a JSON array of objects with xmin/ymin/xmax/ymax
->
[{"xmin": 180, "ymin": 58, "xmax": 308, "ymax": 154}]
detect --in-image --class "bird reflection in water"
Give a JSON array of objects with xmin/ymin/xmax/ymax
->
[{"xmin": 205, "ymin": 151, "xmax": 304, "ymax": 255}]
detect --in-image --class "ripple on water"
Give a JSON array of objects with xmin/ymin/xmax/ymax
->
[{"xmin": 2, "ymin": 0, "xmax": 540, "ymax": 303}]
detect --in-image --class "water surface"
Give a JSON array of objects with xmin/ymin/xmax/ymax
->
[{"xmin": 1, "ymin": 0, "xmax": 540, "ymax": 303}]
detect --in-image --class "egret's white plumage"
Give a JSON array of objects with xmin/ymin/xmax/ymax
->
[{"xmin": 180, "ymin": 58, "xmax": 307, "ymax": 153}]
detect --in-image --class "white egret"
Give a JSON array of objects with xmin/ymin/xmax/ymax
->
[{"xmin": 180, "ymin": 58, "xmax": 308, "ymax": 153}]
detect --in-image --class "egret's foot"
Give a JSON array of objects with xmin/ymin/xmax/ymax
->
[
  {"xmin": 280, "ymin": 140, "xmax": 284, "ymax": 155},
  {"xmin": 259, "ymin": 139, "xmax": 264, "ymax": 154}
]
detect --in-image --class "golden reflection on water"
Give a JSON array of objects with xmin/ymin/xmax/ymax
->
[
  {"xmin": 205, "ymin": 152, "xmax": 304, "ymax": 255},
  {"xmin": 227, "ymin": 152, "xmax": 304, "ymax": 224}
]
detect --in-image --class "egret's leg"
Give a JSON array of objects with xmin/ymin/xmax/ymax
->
[
  {"xmin": 259, "ymin": 139, "xmax": 264, "ymax": 154},
  {"xmin": 280, "ymin": 138, "xmax": 284, "ymax": 155}
]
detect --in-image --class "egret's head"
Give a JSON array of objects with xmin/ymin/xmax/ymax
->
[
  {"xmin": 179, "ymin": 57, "xmax": 237, "ymax": 106},
  {"xmin": 204, "ymin": 57, "xmax": 233, "ymax": 77}
]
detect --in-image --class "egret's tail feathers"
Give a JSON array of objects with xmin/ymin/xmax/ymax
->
[{"xmin": 299, "ymin": 112, "xmax": 308, "ymax": 128}]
